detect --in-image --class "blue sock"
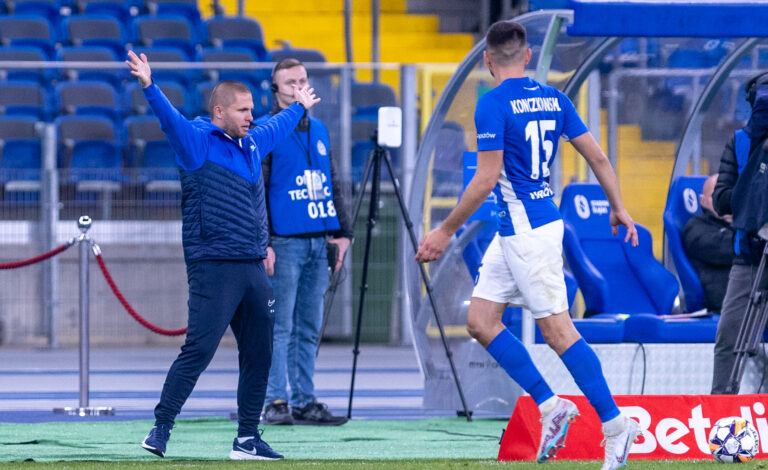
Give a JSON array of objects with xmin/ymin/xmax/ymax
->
[
  {"xmin": 486, "ymin": 329, "xmax": 554, "ymax": 405},
  {"xmin": 560, "ymin": 338, "xmax": 620, "ymax": 422}
]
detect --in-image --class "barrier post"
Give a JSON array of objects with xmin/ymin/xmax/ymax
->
[{"xmin": 53, "ymin": 216, "xmax": 114, "ymax": 416}]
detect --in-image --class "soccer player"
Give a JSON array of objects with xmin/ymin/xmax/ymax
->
[{"xmin": 415, "ymin": 21, "xmax": 641, "ymax": 470}]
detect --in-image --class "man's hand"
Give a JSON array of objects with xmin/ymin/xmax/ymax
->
[
  {"xmin": 610, "ymin": 208, "xmax": 639, "ymax": 247},
  {"xmin": 125, "ymin": 50, "xmax": 152, "ymax": 88},
  {"xmin": 328, "ymin": 237, "xmax": 350, "ymax": 272},
  {"xmin": 415, "ymin": 227, "xmax": 451, "ymax": 263},
  {"xmin": 263, "ymin": 246, "xmax": 275, "ymax": 276},
  {"xmin": 293, "ymin": 85, "xmax": 320, "ymax": 110}
]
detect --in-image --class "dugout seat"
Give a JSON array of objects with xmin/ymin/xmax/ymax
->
[
  {"xmin": 561, "ymin": 182, "xmax": 719, "ymax": 342},
  {"xmin": 663, "ymin": 175, "xmax": 707, "ymax": 312}
]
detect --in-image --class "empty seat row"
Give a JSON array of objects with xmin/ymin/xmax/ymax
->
[
  {"xmin": 0, "ymin": 78, "xmax": 273, "ymax": 121},
  {"xmin": 0, "ymin": 14, "xmax": 264, "ymax": 55}
]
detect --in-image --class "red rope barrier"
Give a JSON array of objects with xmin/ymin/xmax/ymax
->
[
  {"xmin": 0, "ymin": 243, "xmax": 72, "ymax": 269},
  {"xmin": 95, "ymin": 253, "xmax": 187, "ymax": 336}
]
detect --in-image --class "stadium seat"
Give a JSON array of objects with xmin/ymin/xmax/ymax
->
[
  {"xmin": 0, "ymin": 15, "xmax": 56, "ymax": 44},
  {"xmin": 68, "ymin": 140, "xmax": 123, "ymax": 182},
  {"xmin": 62, "ymin": 14, "xmax": 125, "ymax": 45},
  {"xmin": 11, "ymin": 1, "xmax": 60, "ymax": 25},
  {"xmin": 0, "ymin": 139, "xmax": 41, "ymax": 190},
  {"xmin": 0, "ymin": 115, "xmax": 38, "ymax": 140},
  {"xmin": 560, "ymin": 182, "xmax": 718, "ymax": 342},
  {"xmin": 81, "ymin": 0, "xmax": 139, "ymax": 35},
  {"xmin": 663, "ymin": 175, "xmax": 708, "ymax": 312},
  {"xmin": 199, "ymin": 46, "xmax": 259, "ymax": 82},
  {"xmin": 351, "ymin": 82, "xmax": 397, "ymax": 119},
  {"xmin": 57, "ymin": 45, "xmax": 126, "ymax": 87},
  {"xmin": 55, "ymin": 80, "xmax": 120, "ymax": 122},
  {"xmin": 133, "ymin": 14, "xmax": 197, "ymax": 46},
  {"xmin": 152, "ymin": 1, "xmax": 201, "ymax": 29},
  {"xmin": 55, "ymin": 114, "xmax": 116, "ymax": 167},
  {"xmin": 125, "ymin": 80, "xmax": 191, "ymax": 117},
  {"xmin": 204, "ymin": 16, "xmax": 264, "ymax": 46},
  {"xmin": 139, "ymin": 140, "xmax": 179, "ymax": 189},
  {"xmin": 194, "ymin": 80, "xmax": 215, "ymax": 116},
  {"xmin": 0, "ymin": 45, "xmax": 51, "ymax": 83},
  {"xmin": 0, "ymin": 79, "xmax": 51, "ymax": 119},
  {"xmin": 130, "ymin": 45, "xmax": 197, "ymax": 87},
  {"xmin": 124, "ymin": 114, "xmax": 164, "ymax": 167}
]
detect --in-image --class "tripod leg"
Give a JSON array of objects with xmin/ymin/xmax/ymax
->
[
  {"xmin": 727, "ymin": 245, "xmax": 768, "ymax": 393},
  {"xmin": 317, "ymin": 148, "xmax": 379, "ymax": 357},
  {"xmin": 348, "ymin": 147, "xmax": 382, "ymax": 419},
  {"xmin": 381, "ymin": 148, "xmax": 472, "ymax": 422}
]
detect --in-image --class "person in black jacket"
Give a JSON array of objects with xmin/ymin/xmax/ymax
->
[
  {"xmin": 710, "ymin": 72, "xmax": 768, "ymax": 394},
  {"xmin": 682, "ymin": 174, "xmax": 734, "ymax": 312}
]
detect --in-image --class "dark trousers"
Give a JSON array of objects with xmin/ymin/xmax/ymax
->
[
  {"xmin": 154, "ymin": 260, "xmax": 275, "ymax": 436},
  {"xmin": 711, "ymin": 264, "xmax": 765, "ymax": 394}
]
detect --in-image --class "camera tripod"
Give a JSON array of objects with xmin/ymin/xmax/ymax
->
[
  {"xmin": 726, "ymin": 229, "xmax": 768, "ymax": 394},
  {"xmin": 321, "ymin": 134, "xmax": 470, "ymax": 421}
]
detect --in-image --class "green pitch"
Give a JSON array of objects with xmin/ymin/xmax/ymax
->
[{"xmin": 0, "ymin": 417, "xmax": 744, "ymax": 468}]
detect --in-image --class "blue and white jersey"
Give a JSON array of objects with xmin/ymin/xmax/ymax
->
[{"xmin": 475, "ymin": 76, "xmax": 588, "ymax": 236}]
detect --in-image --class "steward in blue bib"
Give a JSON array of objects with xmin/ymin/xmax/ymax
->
[{"xmin": 257, "ymin": 112, "xmax": 352, "ymax": 239}]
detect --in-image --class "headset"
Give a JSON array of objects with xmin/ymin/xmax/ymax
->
[
  {"xmin": 746, "ymin": 71, "xmax": 768, "ymax": 107},
  {"xmin": 270, "ymin": 58, "xmax": 309, "ymax": 131}
]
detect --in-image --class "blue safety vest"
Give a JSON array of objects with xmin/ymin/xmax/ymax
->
[
  {"xmin": 258, "ymin": 115, "xmax": 341, "ymax": 236},
  {"xmin": 733, "ymin": 129, "xmax": 750, "ymax": 255}
]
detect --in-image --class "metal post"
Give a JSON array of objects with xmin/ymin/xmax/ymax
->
[
  {"xmin": 607, "ymin": 71, "xmax": 619, "ymax": 169},
  {"xmin": 371, "ymin": 0, "xmax": 380, "ymax": 83},
  {"xmin": 399, "ymin": 65, "xmax": 417, "ymax": 346},
  {"xmin": 54, "ymin": 216, "xmax": 114, "ymax": 416},
  {"xmin": 78, "ymin": 221, "xmax": 90, "ymax": 408},
  {"xmin": 587, "ymin": 69, "xmax": 601, "ymax": 181},
  {"xmin": 236, "ymin": 0, "xmax": 243, "ymax": 16},
  {"xmin": 521, "ymin": 309, "xmax": 534, "ymax": 345},
  {"xmin": 339, "ymin": 66, "xmax": 353, "ymax": 337},
  {"xmin": 41, "ymin": 123, "xmax": 59, "ymax": 348},
  {"xmin": 344, "ymin": 0, "xmax": 353, "ymax": 63}
]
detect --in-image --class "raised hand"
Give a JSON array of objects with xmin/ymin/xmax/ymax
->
[
  {"xmin": 293, "ymin": 84, "xmax": 321, "ymax": 110},
  {"xmin": 125, "ymin": 50, "xmax": 152, "ymax": 88}
]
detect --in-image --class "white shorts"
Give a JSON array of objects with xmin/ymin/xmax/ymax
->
[{"xmin": 472, "ymin": 220, "xmax": 568, "ymax": 319}]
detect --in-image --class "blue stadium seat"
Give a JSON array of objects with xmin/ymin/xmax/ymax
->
[
  {"xmin": 0, "ymin": 45, "xmax": 51, "ymax": 83},
  {"xmin": 0, "ymin": 139, "xmax": 41, "ymax": 185},
  {"xmin": 133, "ymin": 14, "xmax": 197, "ymax": 46},
  {"xmin": 663, "ymin": 175, "xmax": 707, "ymax": 312},
  {"xmin": 0, "ymin": 79, "xmax": 51, "ymax": 120},
  {"xmin": 130, "ymin": 45, "xmax": 198, "ymax": 88},
  {"xmin": 81, "ymin": 1, "xmax": 139, "ymax": 36},
  {"xmin": 57, "ymin": 45, "xmax": 126, "ymax": 87},
  {"xmin": 125, "ymin": 80, "xmax": 191, "ymax": 117},
  {"xmin": 62, "ymin": 14, "xmax": 125, "ymax": 45},
  {"xmin": 199, "ymin": 46, "xmax": 259, "ymax": 82},
  {"xmin": 68, "ymin": 140, "xmax": 124, "ymax": 183},
  {"xmin": 55, "ymin": 114, "xmax": 117, "ymax": 167},
  {"xmin": 153, "ymin": 1, "xmax": 201, "ymax": 29},
  {"xmin": 12, "ymin": 1, "xmax": 60, "ymax": 25},
  {"xmin": 204, "ymin": 16, "xmax": 264, "ymax": 46},
  {"xmin": 351, "ymin": 82, "xmax": 397, "ymax": 120},
  {"xmin": 0, "ymin": 14, "xmax": 56, "ymax": 44},
  {"xmin": 0, "ymin": 115, "xmax": 38, "ymax": 140},
  {"xmin": 124, "ymin": 115, "xmax": 164, "ymax": 167},
  {"xmin": 560, "ymin": 182, "xmax": 718, "ymax": 342},
  {"xmin": 55, "ymin": 80, "xmax": 120, "ymax": 122}
]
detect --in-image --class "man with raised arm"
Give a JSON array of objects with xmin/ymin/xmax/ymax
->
[
  {"xmin": 126, "ymin": 50, "xmax": 320, "ymax": 460},
  {"xmin": 415, "ymin": 21, "xmax": 641, "ymax": 470}
]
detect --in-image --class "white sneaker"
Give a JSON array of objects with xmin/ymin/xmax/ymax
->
[
  {"xmin": 601, "ymin": 418, "xmax": 641, "ymax": 470},
  {"xmin": 537, "ymin": 398, "xmax": 579, "ymax": 463}
]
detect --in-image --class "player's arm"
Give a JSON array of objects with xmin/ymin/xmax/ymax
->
[
  {"xmin": 415, "ymin": 149, "xmax": 502, "ymax": 263},
  {"xmin": 569, "ymin": 132, "xmax": 638, "ymax": 246}
]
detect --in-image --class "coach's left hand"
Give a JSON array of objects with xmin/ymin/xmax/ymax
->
[
  {"xmin": 263, "ymin": 246, "xmax": 275, "ymax": 276},
  {"xmin": 415, "ymin": 227, "xmax": 451, "ymax": 263}
]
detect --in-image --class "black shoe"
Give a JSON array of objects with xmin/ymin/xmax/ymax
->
[
  {"xmin": 292, "ymin": 400, "xmax": 348, "ymax": 426},
  {"xmin": 263, "ymin": 399, "xmax": 294, "ymax": 425}
]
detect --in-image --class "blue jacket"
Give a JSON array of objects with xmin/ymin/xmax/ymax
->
[{"xmin": 143, "ymin": 83, "xmax": 304, "ymax": 261}]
